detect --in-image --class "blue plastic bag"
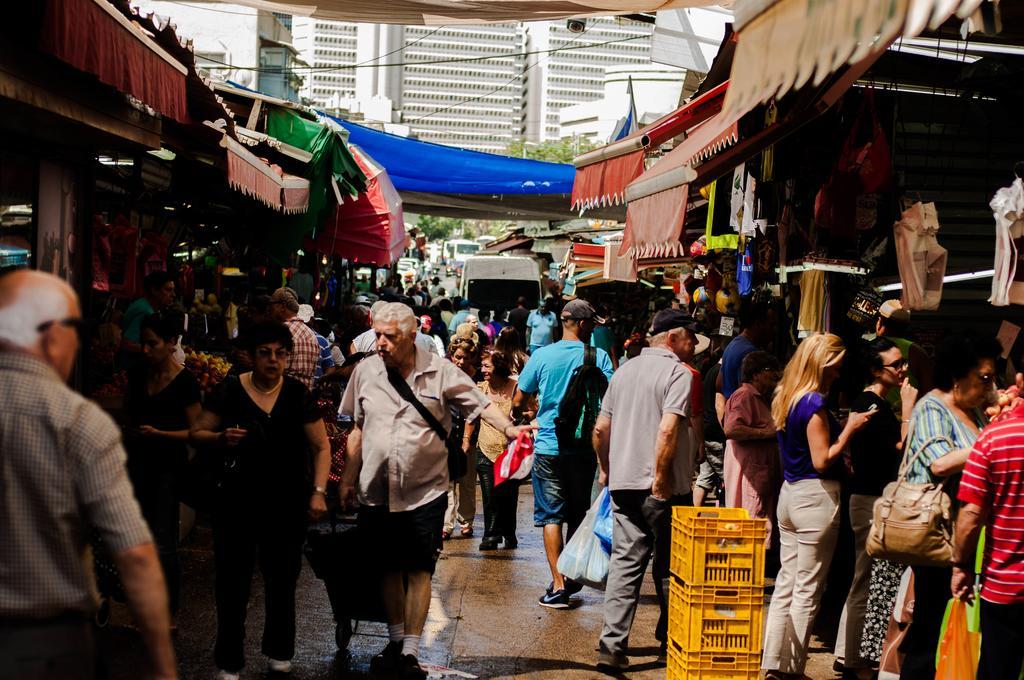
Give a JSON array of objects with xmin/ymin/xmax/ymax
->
[
  {"xmin": 557, "ymin": 492, "xmax": 609, "ymax": 589},
  {"xmin": 593, "ymin": 488, "xmax": 613, "ymax": 554}
]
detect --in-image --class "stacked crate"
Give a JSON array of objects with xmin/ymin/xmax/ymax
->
[{"xmin": 667, "ymin": 507, "xmax": 767, "ymax": 680}]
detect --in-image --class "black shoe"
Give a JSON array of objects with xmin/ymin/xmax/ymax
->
[
  {"xmin": 397, "ymin": 654, "xmax": 427, "ymax": 680},
  {"xmin": 596, "ymin": 650, "xmax": 629, "ymax": 672},
  {"xmin": 502, "ymin": 535, "xmax": 518, "ymax": 549},
  {"xmin": 538, "ymin": 588, "xmax": 570, "ymax": 609},
  {"xmin": 479, "ymin": 537, "xmax": 500, "ymax": 551},
  {"xmin": 564, "ymin": 577, "xmax": 584, "ymax": 595},
  {"xmin": 369, "ymin": 641, "xmax": 402, "ymax": 673}
]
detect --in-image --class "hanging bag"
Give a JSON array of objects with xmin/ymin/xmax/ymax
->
[{"xmin": 866, "ymin": 417, "xmax": 954, "ymax": 567}]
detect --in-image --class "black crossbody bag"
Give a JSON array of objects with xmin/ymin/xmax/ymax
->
[{"xmin": 384, "ymin": 366, "xmax": 468, "ymax": 480}]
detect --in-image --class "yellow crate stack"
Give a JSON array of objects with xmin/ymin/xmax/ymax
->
[{"xmin": 667, "ymin": 507, "xmax": 767, "ymax": 680}]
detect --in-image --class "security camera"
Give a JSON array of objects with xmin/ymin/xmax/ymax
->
[{"xmin": 566, "ymin": 18, "xmax": 586, "ymax": 33}]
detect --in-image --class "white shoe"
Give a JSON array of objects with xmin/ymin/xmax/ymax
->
[
  {"xmin": 267, "ymin": 657, "xmax": 292, "ymax": 673},
  {"xmin": 216, "ymin": 671, "xmax": 240, "ymax": 680}
]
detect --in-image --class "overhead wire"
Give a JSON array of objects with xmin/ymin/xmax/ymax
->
[
  {"xmin": 406, "ymin": 22, "xmax": 596, "ymax": 123},
  {"xmin": 197, "ymin": 33, "xmax": 648, "ymax": 74}
]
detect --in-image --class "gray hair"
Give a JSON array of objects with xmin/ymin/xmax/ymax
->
[
  {"xmin": 0, "ymin": 276, "xmax": 72, "ymax": 348},
  {"xmin": 373, "ymin": 302, "xmax": 417, "ymax": 334},
  {"xmin": 370, "ymin": 300, "xmax": 388, "ymax": 318}
]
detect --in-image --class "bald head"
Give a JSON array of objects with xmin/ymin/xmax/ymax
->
[{"xmin": 0, "ymin": 270, "xmax": 80, "ymax": 378}]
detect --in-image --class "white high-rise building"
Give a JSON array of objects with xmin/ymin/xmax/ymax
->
[
  {"xmin": 523, "ymin": 17, "xmax": 655, "ymax": 143},
  {"xmin": 293, "ymin": 17, "xmax": 657, "ymax": 152}
]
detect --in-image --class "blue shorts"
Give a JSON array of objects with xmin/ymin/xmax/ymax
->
[{"xmin": 532, "ymin": 453, "xmax": 597, "ymax": 531}]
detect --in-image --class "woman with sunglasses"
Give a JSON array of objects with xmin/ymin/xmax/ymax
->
[
  {"xmin": 896, "ymin": 332, "xmax": 1000, "ymax": 679},
  {"xmin": 191, "ymin": 321, "xmax": 330, "ymax": 680},
  {"xmin": 123, "ymin": 311, "xmax": 201, "ymax": 622},
  {"xmin": 834, "ymin": 337, "xmax": 916, "ymax": 679}
]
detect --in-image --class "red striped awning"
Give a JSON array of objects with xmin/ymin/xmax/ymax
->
[
  {"xmin": 222, "ymin": 136, "xmax": 310, "ymax": 213},
  {"xmin": 570, "ymin": 80, "xmax": 729, "ymax": 211},
  {"xmin": 40, "ymin": 0, "xmax": 189, "ymax": 123}
]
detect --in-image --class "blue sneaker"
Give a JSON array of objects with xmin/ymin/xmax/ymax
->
[{"xmin": 538, "ymin": 588, "xmax": 570, "ymax": 609}]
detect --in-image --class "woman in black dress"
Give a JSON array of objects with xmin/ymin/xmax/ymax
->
[
  {"xmin": 124, "ymin": 311, "xmax": 201, "ymax": 620},
  {"xmin": 190, "ymin": 321, "xmax": 330, "ymax": 680}
]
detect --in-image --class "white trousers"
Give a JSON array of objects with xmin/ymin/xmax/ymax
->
[{"xmin": 762, "ymin": 478, "xmax": 840, "ymax": 675}]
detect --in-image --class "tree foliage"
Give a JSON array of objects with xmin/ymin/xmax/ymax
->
[
  {"xmin": 505, "ymin": 137, "xmax": 597, "ymax": 164},
  {"xmin": 415, "ymin": 214, "xmax": 466, "ymax": 241}
]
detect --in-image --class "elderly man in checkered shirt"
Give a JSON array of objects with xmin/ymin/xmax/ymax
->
[
  {"xmin": 0, "ymin": 270, "xmax": 176, "ymax": 679},
  {"xmin": 268, "ymin": 287, "xmax": 320, "ymax": 390}
]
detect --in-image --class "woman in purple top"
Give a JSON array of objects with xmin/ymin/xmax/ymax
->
[{"xmin": 762, "ymin": 334, "xmax": 875, "ymax": 679}]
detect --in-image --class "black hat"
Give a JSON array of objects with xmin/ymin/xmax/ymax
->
[
  {"xmin": 560, "ymin": 299, "xmax": 605, "ymax": 323},
  {"xmin": 649, "ymin": 309, "xmax": 700, "ymax": 335}
]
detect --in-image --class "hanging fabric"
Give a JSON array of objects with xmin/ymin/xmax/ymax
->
[
  {"xmin": 705, "ymin": 176, "xmax": 739, "ymax": 251},
  {"xmin": 738, "ymin": 240, "xmax": 755, "ymax": 296},
  {"xmin": 798, "ymin": 269, "xmax": 827, "ymax": 335},
  {"xmin": 894, "ymin": 202, "xmax": 948, "ymax": 311},
  {"xmin": 729, "ymin": 166, "xmax": 746, "ymax": 232},
  {"xmin": 989, "ymin": 177, "xmax": 1024, "ymax": 306}
]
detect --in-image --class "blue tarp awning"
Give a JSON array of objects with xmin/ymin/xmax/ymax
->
[{"xmin": 328, "ymin": 116, "xmax": 575, "ymax": 195}]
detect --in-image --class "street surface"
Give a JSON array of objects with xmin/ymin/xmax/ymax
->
[{"xmin": 100, "ymin": 486, "xmax": 839, "ymax": 679}]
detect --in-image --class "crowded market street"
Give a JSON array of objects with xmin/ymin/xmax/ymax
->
[
  {"xmin": 96, "ymin": 487, "xmax": 835, "ymax": 680},
  {"xmin": 6, "ymin": 1, "xmax": 1024, "ymax": 680}
]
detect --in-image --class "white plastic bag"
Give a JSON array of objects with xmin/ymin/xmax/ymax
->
[{"xmin": 556, "ymin": 490, "xmax": 610, "ymax": 589}]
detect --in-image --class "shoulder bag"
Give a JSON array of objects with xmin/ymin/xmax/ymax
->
[
  {"xmin": 384, "ymin": 366, "xmax": 468, "ymax": 480},
  {"xmin": 866, "ymin": 416, "xmax": 955, "ymax": 567}
]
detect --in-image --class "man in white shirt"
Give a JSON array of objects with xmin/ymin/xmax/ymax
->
[{"xmin": 350, "ymin": 301, "xmax": 441, "ymax": 357}]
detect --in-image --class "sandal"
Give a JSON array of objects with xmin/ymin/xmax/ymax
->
[
  {"xmin": 459, "ymin": 525, "xmax": 473, "ymax": 537},
  {"xmin": 441, "ymin": 530, "xmax": 452, "ymax": 540}
]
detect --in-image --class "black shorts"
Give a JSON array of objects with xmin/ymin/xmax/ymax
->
[{"xmin": 358, "ymin": 493, "xmax": 447, "ymax": 574}]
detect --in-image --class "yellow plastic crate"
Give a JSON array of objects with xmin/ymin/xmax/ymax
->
[
  {"xmin": 668, "ymin": 578, "xmax": 764, "ymax": 654},
  {"xmin": 666, "ymin": 641, "xmax": 761, "ymax": 680},
  {"xmin": 670, "ymin": 506, "xmax": 766, "ymax": 586}
]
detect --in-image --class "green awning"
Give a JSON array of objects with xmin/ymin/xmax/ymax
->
[{"xmin": 263, "ymin": 108, "xmax": 367, "ymax": 258}]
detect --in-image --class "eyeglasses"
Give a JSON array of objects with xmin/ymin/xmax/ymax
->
[
  {"xmin": 36, "ymin": 318, "xmax": 87, "ymax": 336},
  {"xmin": 255, "ymin": 347, "xmax": 291, "ymax": 360},
  {"xmin": 882, "ymin": 358, "xmax": 908, "ymax": 370}
]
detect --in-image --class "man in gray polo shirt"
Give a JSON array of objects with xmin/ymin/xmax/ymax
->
[{"xmin": 593, "ymin": 309, "xmax": 699, "ymax": 672}]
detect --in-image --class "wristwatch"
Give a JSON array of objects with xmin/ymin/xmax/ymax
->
[{"xmin": 313, "ymin": 485, "xmax": 327, "ymax": 496}]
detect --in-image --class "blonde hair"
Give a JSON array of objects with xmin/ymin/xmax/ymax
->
[{"xmin": 771, "ymin": 333, "xmax": 846, "ymax": 430}]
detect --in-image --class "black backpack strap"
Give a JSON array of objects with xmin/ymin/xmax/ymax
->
[
  {"xmin": 384, "ymin": 366, "xmax": 449, "ymax": 442},
  {"xmin": 584, "ymin": 344, "xmax": 596, "ymax": 368}
]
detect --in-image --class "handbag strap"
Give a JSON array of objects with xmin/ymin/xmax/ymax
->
[
  {"xmin": 895, "ymin": 405, "xmax": 957, "ymax": 487},
  {"xmin": 384, "ymin": 366, "xmax": 449, "ymax": 442}
]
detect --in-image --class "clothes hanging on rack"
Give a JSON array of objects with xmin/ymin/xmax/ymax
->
[
  {"xmin": 894, "ymin": 201, "xmax": 947, "ymax": 311},
  {"xmin": 989, "ymin": 177, "xmax": 1024, "ymax": 306},
  {"xmin": 798, "ymin": 269, "xmax": 827, "ymax": 335}
]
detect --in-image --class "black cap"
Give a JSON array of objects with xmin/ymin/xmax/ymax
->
[
  {"xmin": 560, "ymin": 299, "xmax": 605, "ymax": 323},
  {"xmin": 649, "ymin": 309, "xmax": 700, "ymax": 335}
]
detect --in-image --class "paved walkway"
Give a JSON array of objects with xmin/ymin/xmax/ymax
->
[{"xmin": 100, "ymin": 487, "xmax": 841, "ymax": 679}]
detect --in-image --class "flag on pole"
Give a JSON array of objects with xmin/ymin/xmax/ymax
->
[{"xmin": 609, "ymin": 76, "xmax": 638, "ymax": 142}]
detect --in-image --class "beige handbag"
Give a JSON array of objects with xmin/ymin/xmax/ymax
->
[{"xmin": 866, "ymin": 421, "xmax": 955, "ymax": 567}]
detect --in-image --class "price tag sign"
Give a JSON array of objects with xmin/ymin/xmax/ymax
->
[{"xmin": 718, "ymin": 316, "xmax": 736, "ymax": 336}]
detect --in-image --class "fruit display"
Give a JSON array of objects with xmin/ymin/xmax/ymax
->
[
  {"xmin": 184, "ymin": 349, "xmax": 231, "ymax": 394},
  {"xmin": 93, "ymin": 371, "xmax": 128, "ymax": 397},
  {"xmin": 985, "ymin": 386, "xmax": 1020, "ymax": 422}
]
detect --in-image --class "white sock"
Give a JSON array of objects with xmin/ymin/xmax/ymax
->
[
  {"xmin": 388, "ymin": 623, "xmax": 405, "ymax": 643},
  {"xmin": 402, "ymin": 634, "xmax": 421, "ymax": 658}
]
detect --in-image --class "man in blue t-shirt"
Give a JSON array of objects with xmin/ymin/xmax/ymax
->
[
  {"xmin": 526, "ymin": 298, "xmax": 558, "ymax": 353},
  {"xmin": 515, "ymin": 299, "xmax": 614, "ymax": 609},
  {"xmin": 718, "ymin": 300, "xmax": 776, "ymax": 400}
]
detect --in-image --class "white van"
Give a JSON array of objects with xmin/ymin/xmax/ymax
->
[{"xmin": 458, "ymin": 255, "xmax": 542, "ymax": 311}]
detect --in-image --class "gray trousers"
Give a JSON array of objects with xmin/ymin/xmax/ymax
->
[{"xmin": 599, "ymin": 489, "xmax": 691, "ymax": 655}]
